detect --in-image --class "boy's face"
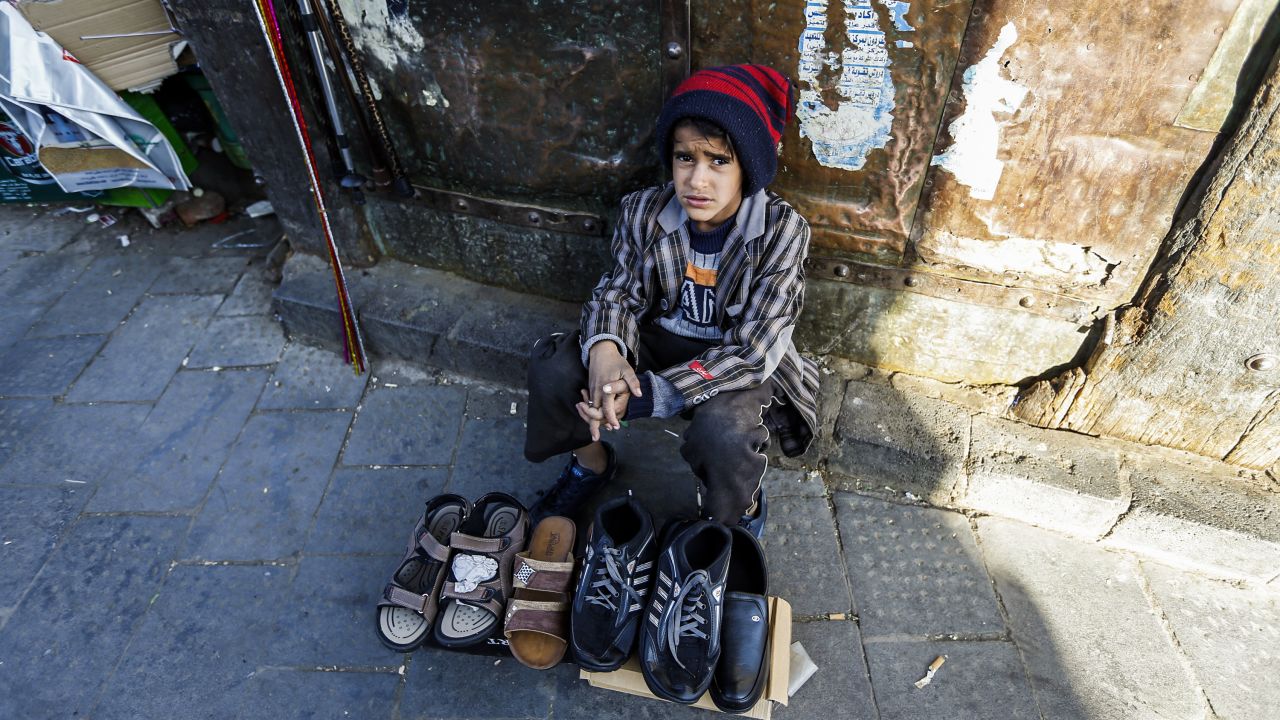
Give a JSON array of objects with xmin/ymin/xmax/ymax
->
[{"xmin": 671, "ymin": 124, "xmax": 743, "ymax": 233}]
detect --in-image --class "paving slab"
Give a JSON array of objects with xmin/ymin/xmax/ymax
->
[
  {"xmin": 258, "ymin": 342, "xmax": 369, "ymax": 410},
  {"xmin": 0, "ymin": 335, "xmax": 105, "ymax": 396},
  {"xmin": 1, "ymin": 212, "xmax": 84, "ymax": 252},
  {"xmin": 963, "ymin": 415, "xmax": 1128, "ymax": 538},
  {"xmin": 864, "ymin": 640, "xmax": 1039, "ymax": 720},
  {"xmin": 67, "ymin": 294, "xmax": 222, "ymax": 402},
  {"xmin": 401, "ymin": 646, "xmax": 557, "ymax": 720},
  {"xmin": 0, "ymin": 249, "xmax": 21, "ymax": 275},
  {"xmin": 150, "ymin": 256, "xmax": 250, "ymax": 295},
  {"xmin": 184, "ymin": 411, "xmax": 352, "ymax": 561},
  {"xmin": 236, "ymin": 669, "xmax": 399, "ymax": 719},
  {"xmin": 273, "ymin": 555, "xmax": 404, "ymax": 667},
  {"xmin": 306, "ymin": 466, "xmax": 449, "ymax": 555},
  {"xmin": 0, "ymin": 251, "xmax": 90, "ymax": 305},
  {"xmin": 0, "ymin": 302, "xmax": 44, "ymax": 349},
  {"xmin": 449, "ymin": 385, "xmax": 546, "ymax": 506},
  {"xmin": 343, "ymin": 384, "xmax": 467, "ymax": 467},
  {"xmin": 0, "ymin": 516, "xmax": 187, "ymax": 720},
  {"xmin": 833, "ymin": 493, "xmax": 1003, "ymax": 637},
  {"xmin": 92, "ymin": 564, "xmax": 293, "ymax": 720},
  {"xmin": 186, "ymin": 315, "xmax": 286, "ymax": 368},
  {"xmin": 1144, "ymin": 562, "xmax": 1280, "ymax": 720},
  {"xmin": 0, "ymin": 485, "xmax": 86, "ymax": 609},
  {"xmin": 0, "ymin": 403, "xmax": 150, "ymax": 486},
  {"xmin": 89, "ymin": 369, "xmax": 269, "ymax": 512},
  {"xmin": 218, "ymin": 266, "xmax": 278, "ymax": 316},
  {"xmin": 0, "ymin": 397, "xmax": 53, "ymax": 467},
  {"xmin": 779, "ymin": 620, "xmax": 877, "ymax": 719},
  {"xmin": 976, "ymin": 517, "xmax": 1202, "ymax": 720},
  {"xmin": 590, "ymin": 421, "xmax": 702, "ymax": 531},
  {"xmin": 763, "ymin": 467, "xmax": 827, "ymax": 499},
  {"xmin": 26, "ymin": 254, "xmax": 166, "ymax": 337},
  {"xmin": 763, "ymin": 495, "xmax": 852, "ymax": 617},
  {"xmin": 828, "ymin": 381, "xmax": 970, "ymax": 505}
]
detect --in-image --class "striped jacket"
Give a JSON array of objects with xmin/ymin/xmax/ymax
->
[{"xmin": 580, "ymin": 183, "xmax": 819, "ymax": 454}]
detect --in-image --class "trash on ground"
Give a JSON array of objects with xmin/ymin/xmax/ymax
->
[
  {"xmin": 913, "ymin": 655, "xmax": 946, "ymax": 689},
  {"xmin": 509, "ymin": 402, "xmax": 518, "ymax": 415},
  {"xmin": 788, "ymin": 641, "xmax": 819, "ymax": 697},
  {"xmin": 175, "ymin": 190, "xmax": 224, "ymax": 226},
  {"xmin": 246, "ymin": 199, "xmax": 275, "ymax": 218},
  {"xmin": 116, "ymin": 234, "xmax": 129, "ymax": 247}
]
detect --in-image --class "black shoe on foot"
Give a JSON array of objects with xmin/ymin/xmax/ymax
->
[
  {"xmin": 737, "ymin": 487, "xmax": 767, "ymax": 540},
  {"xmin": 570, "ymin": 495, "xmax": 657, "ymax": 671},
  {"xmin": 639, "ymin": 520, "xmax": 733, "ymax": 704},
  {"xmin": 530, "ymin": 442, "xmax": 616, "ymax": 523}
]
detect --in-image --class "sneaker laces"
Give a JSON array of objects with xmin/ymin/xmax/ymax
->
[
  {"xmin": 662, "ymin": 569, "xmax": 711, "ymax": 672},
  {"xmin": 585, "ymin": 547, "xmax": 642, "ymax": 617}
]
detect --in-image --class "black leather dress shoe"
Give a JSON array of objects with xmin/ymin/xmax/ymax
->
[{"xmin": 710, "ymin": 525, "xmax": 770, "ymax": 713}]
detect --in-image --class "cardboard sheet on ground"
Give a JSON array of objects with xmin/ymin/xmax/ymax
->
[{"xmin": 0, "ymin": 4, "xmax": 189, "ymax": 193}]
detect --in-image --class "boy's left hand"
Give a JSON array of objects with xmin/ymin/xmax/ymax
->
[{"xmin": 575, "ymin": 388, "xmax": 630, "ymax": 441}]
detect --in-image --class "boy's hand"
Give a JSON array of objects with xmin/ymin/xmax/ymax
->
[
  {"xmin": 586, "ymin": 341, "xmax": 642, "ymax": 431},
  {"xmin": 575, "ymin": 389, "xmax": 630, "ymax": 442}
]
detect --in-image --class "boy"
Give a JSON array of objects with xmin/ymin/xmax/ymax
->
[{"xmin": 524, "ymin": 65, "xmax": 818, "ymax": 536}]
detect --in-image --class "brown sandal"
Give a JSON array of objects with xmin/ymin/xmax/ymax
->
[{"xmin": 505, "ymin": 515, "xmax": 576, "ymax": 669}]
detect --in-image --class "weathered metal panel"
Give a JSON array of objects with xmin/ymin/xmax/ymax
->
[
  {"xmin": 916, "ymin": 0, "xmax": 1240, "ymax": 305},
  {"xmin": 335, "ymin": 0, "xmax": 661, "ymax": 208},
  {"xmin": 1014, "ymin": 48, "xmax": 1280, "ymax": 467},
  {"xmin": 697, "ymin": 0, "xmax": 973, "ymax": 261},
  {"xmin": 1176, "ymin": 0, "xmax": 1280, "ymax": 132}
]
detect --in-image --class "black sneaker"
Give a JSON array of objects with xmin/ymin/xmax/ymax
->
[
  {"xmin": 570, "ymin": 495, "xmax": 656, "ymax": 671},
  {"xmin": 530, "ymin": 442, "xmax": 616, "ymax": 523},
  {"xmin": 639, "ymin": 520, "xmax": 733, "ymax": 704}
]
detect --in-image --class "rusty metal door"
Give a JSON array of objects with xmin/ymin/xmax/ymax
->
[{"xmin": 694, "ymin": 0, "xmax": 1269, "ymax": 384}]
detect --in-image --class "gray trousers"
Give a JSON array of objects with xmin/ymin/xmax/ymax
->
[{"xmin": 524, "ymin": 327, "xmax": 781, "ymax": 523}]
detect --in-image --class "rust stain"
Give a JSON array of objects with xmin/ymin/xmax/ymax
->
[{"xmin": 915, "ymin": 0, "xmax": 1239, "ymax": 304}]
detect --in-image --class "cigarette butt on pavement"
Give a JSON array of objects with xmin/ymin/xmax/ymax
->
[{"xmin": 913, "ymin": 655, "xmax": 946, "ymax": 689}]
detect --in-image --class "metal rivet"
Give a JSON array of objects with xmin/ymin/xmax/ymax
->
[
  {"xmin": 455, "ymin": 199, "xmax": 469, "ymax": 210},
  {"xmin": 1018, "ymin": 295, "xmax": 1034, "ymax": 308},
  {"xmin": 527, "ymin": 212, "xmax": 541, "ymax": 224},
  {"xmin": 582, "ymin": 219, "xmax": 596, "ymax": 231},
  {"xmin": 1245, "ymin": 354, "xmax": 1278, "ymax": 372},
  {"xmin": 666, "ymin": 42, "xmax": 684, "ymax": 59},
  {"xmin": 834, "ymin": 264, "xmax": 849, "ymax": 278},
  {"xmin": 904, "ymin": 276, "xmax": 919, "ymax": 287}
]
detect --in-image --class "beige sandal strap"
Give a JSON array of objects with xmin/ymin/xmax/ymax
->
[
  {"xmin": 503, "ymin": 598, "xmax": 569, "ymax": 639},
  {"xmin": 512, "ymin": 552, "xmax": 575, "ymax": 592}
]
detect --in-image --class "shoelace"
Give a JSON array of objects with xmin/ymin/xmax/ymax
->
[
  {"xmin": 662, "ymin": 569, "xmax": 711, "ymax": 672},
  {"xmin": 585, "ymin": 547, "xmax": 642, "ymax": 616}
]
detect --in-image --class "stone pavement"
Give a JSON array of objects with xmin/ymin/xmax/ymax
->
[{"xmin": 1, "ymin": 204, "xmax": 1277, "ymax": 720}]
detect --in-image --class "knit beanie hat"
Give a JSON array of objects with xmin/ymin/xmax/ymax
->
[{"xmin": 655, "ymin": 64, "xmax": 794, "ymax": 196}]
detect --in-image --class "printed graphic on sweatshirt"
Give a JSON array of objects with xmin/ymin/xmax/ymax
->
[{"xmin": 658, "ymin": 250, "xmax": 724, "ymax": 342}]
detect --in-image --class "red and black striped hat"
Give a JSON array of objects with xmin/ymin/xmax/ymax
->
[{"xmin": 655, "ymin": 64, "xmax": 794, "ymax": 196}]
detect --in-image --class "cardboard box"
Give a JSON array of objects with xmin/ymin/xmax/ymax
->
[
  {"xmin": 19, "ymin": 0, "xmax": 181, "ymax": 92},
  {"xmin": 581, "ymin": 597, "xmax": 792, "ymax": 719}
]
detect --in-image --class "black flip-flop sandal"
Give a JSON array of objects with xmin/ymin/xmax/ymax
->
[
  {"xmin": 432, "ymin": 492, "xmax": 529, "ymax": 648},
  {"xmin": 376, "ymin": 494, "xmax": 469, "ymax": 651}
]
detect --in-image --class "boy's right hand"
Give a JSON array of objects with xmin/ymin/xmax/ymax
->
[{"xmin": 586, "ymin": 341, "xmax": 642, "ymax": 432}]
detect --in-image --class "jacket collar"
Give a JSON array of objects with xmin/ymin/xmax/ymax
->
[{"xmin": 656, "ymin": 185, "xmax": 768, "ymax": 243}]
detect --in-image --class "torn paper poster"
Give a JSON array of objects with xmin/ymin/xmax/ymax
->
[
  {"xmin": 930, "ymin": 22, "xmax": 1027, "ymax": 200},
  {"xmin": 0, "ymin": 5, "xmax": 190, "ymax": 193},
  {"xmin": 796, "ymin": 1, "xmax": 916, "ymax": 172}
]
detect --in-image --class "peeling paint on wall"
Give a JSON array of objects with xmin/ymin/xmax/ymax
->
[
  {"xmin": 930, "ymin": 22, "xmax": 1027, "ymax": 201},
  {"xmin": 796, "ymin": 1, "xmax": 915, "ymax": 172},
  {"xmin": 924, "ymin": 230, "xmax": 1115, "ymax": 287},
  {"xmin": 336, "ymin": 0, "xmax": 426, "ymax": 72}
]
